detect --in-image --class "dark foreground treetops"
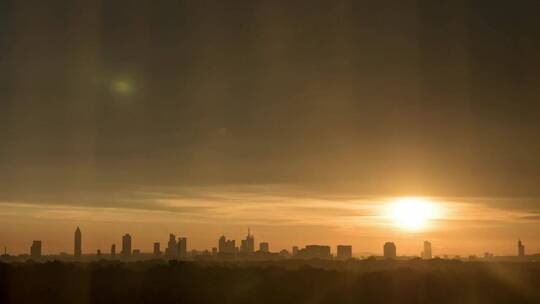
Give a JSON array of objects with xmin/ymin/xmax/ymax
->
[{"xmin": 1, "ymin": 259, "xmax": 539, "ymax": 304}]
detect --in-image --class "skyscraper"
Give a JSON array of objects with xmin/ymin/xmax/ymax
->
[
  {"xmin": 154, "ymin": 242, "xmax": 161, "ymax": 256},
  {"xmin": 422, "ymin": 241, "xmax": 432, "ymax": 259},
  {"xmin": 518, "ymin": 240, "xmax": 525, "ymax": 258},
  {"xmin": 122, "ymin": 234, "xmax": 132, "ymax": 256},
  {"xmin": 178, "ymin": 237, "xmax": 187, "ymax": 258},
  {"xmin": 166, "ymin": 234, "xmax": 177, "ymax": 256},
  {"xmin": 384, "ymin": 242, "xmax": 397, "ymax": 259},
  {"xmin": 218, "ymin": 235, "xmax": 236, "ymax": 254},
  {"xmin": 30, "ymin": 240, "xmax": 42, "ymax": 258},
  {"xmin": 240, "ymin": 228, "xmax": 255, "ymax": 254},
  {"xmin": 74, "ymin": 227, "xmax": 82, "ymax": 258},
  {"xmin": 111, "ymin": 244, "xmax": 116, "ymax": 257},
  {"xmin": 337, "ymin": 245, "xmax": 352, "ymax": 260}
]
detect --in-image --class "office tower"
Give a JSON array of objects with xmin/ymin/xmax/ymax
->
[
  {"xmin": 518, "ymin": 240, "xmax": 525, "ymax": 258},
  {"xmin": 122, "ymin": 234, "xmax": 132, "ymax": 256},
  {"xmin": 178, "ymin": 237, "xmax": 187, "ymax": 258},
  {"xmin": 166, "ymin": 234, "xmax": 178, "ymax": 256},
  {"xmin": 218, "ymin": 235, "xmax": 237, "ymax": 254},
  {"xmin": 154, "ymin": 242, "xmax": 161, "ymax": 256},
  {"xmin": 422, "ymin": 241, "xmax": 432, "ymax": 259},
  {"xmin": 30, "ymin": 240, "xmax": 42, "ymax": 258},
  {"xmin": 337, "ymin": 245, "xmax": 352, "ymax": 259},
  {"xmin": 384, "ymin": 242, "xmax": 397, "ymax": 259},
  {"xmin": 259, "ymin": 242, "xmax": 269, "ymax": 253},
  {"xmin": 240, "ymin": 228, "xmax": 255, "ymax": 254},
  {"xmin": 74, "ymin": 227, "xmax": 82, "ymax": 258},
  {"xmin": 111, "ymin": 244, "xmax": 116, "ymax": 257},
  {"xmin": 292, "ymin": 246, "xmax": 299, "ymax": 257},
  {"xmin": 297, "ymin": 245, "xmax": 332, "ymax": 259}
]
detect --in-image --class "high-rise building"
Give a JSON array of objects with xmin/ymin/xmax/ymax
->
[
  {"xmin": 240, "ymin": 229, "xmax": 255, "ymax": 254},
  {"xmin": 218, "ymin": 235, "xmax": 237, "ymax": 254},
  {"xmin": 259, "ymin": 242, "xmax": 269, "ymax": 253},
  {"xmin": 111, "ymin": 244, "xmax": 116, "ymax": 257},
  {"xmin": 122, "ymin": 234, "xmax": 132, "ymax": 256},
  {"xmin": 518, "ymin": 240, "xmax": 525, "ymax": 258},
  {"xmin": 154, "ymin": 242, "xmax": 161, "ymax": 256},
  {"xmin": 422, "ymin": 241, "xmax": 432, "ymax": 259},
  {"xmin": 166, "ymin": 234, "xmax": 177, "ymax": 256},
  {"xmin": 97, "ymin": 249, "xmax": 101, "ymax": 257},
  {"xmin": 30, "ymin": 240, "xmax": 42, "ymax": 258},
  {"xmin": 337, "ymin": 245, "xmax": 352, "ymax": 260},
  {"xmin": 384, "ymin": 242, "xmax": 397, "ymax": 259},
  {"xmin": 178, "ymin": 237, "xmax": 187, "ymax": 258},
  {"xmin": 292, "ymin": 246, "xmax": 299, "ymax": 257},
  {"xmin": 74, "ymin": 227, "xmax": 82, "ymax": 258}
]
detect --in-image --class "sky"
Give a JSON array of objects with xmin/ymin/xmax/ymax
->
[{"xmin": 1, "ymin": 0, "xmax": 540, "ymax": 256}]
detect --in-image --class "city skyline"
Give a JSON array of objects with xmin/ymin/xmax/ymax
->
[
  {"xmin": 1, "ymin": 1, "xmax": 540, "ymax": 261},
  {"xmin": 1, "ymin": 226, "xmax": 532, "ymax": 260}
]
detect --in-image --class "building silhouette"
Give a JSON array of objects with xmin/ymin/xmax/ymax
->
[
  {"xmin": 259, "ymin": 242, "xmax": 269, "ymax": 253},
  {"xmin": 384, "ymin": 242, "xmax": 397, "ymax": 259},
  {"xmin": 218, "ymin": 235, "xmax": 237, "ymax": 254},
  {"xmin": 74, "ymin": 227, "xmax": 82, "ymax": 258},
  {"xmin": 422, "ymin": 241, "xmax": 432, "ymax": 259},
  {"xmin": 240, "ymin": 229, "xmax": 255, "ymax": 254},
  {"xmin": 297, "ymin": 245, "xmax": 331, "ymax": 259},
  {"xmin": 337, "ymin": 245, "xmax": 352, "ymax": 260},
  {"xmin": 518, "ymin": 239, "xmax": 525, "ymax": 258},
  {"xmin": 153, "ymin": 242, "xmax": 161, "ymax": 256},
  {"xmin": 111, "ymin": 244, "xmax": 116, "ymax": 257},
  {"xmin": 122, "ymin": 234, "xmax": 132, "ymax": 256},
  {"xmin": 178, "ymin": 237, "xmax": 187, "ymax": 258},
  {"xmin": 292, "ymin": 246, "xmax": 299, "ymax": 257},
  {"xmin": 166, "ymin": 234, "xmax": 178, "ymax": 256},
  {"xmin": 30, "ymin": 240, "xmax": 42, "ymax": 258}
]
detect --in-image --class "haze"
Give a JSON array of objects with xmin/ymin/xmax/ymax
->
[{"xmin": 1, "ymin": 0, "xmax": 540, "ymax": 256}]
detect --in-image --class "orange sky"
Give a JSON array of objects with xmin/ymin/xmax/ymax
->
[{"xmin": 1, "ymin": 185, "xmax": 538, "ymax": 256}]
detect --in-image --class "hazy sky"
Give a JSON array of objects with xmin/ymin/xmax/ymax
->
[{"xmin": 1, "ymin": 0, "xmax": 540, "ymax": 255}]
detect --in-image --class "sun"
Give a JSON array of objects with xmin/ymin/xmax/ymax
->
[{"xmin": 388, "ymin": 197, "xmax": 441, "ymax": 231}]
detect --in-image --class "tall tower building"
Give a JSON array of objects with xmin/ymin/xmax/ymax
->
[
  {"xmin": 111, "ymin": 244, "xmax": 116, "ymax": 257},
  {"xmin": 384, "ymin": 242, "xmax": 397, "ymax": 259},
  {"xmin": 153, "ymin": 242, "xmax": 161, "ymax": 256},
  {"xmin": 30, "ymin": 240, "xmax": 42, "ymax": 258},
  {"xmin": 218, "ymin": 235, "xmax": 236, "ymax": 254},
  {"xmin": 240, "ymin": 228, "xmax": 255, "ymax": 254},
  {"xmin": 166, "ymin": 234, "xmax": 177, "ymax": 256},
  {"xmin": 518, "ymin": 240, "xmax": 525, "ymax": 258},
  {"xmin": 74, "ymin": 227, "xmax": 82, "ymax": 258},
  {"xmin": 122, "ymin": 234, "xmax": 132, "ymax": 256},
  {"xmin": 178, "ymin": 237, "xmax": 187, "ymax": 258},
  {"xmin": 422, "ymin": 241, "xmax": 432, "ymax": 259}
]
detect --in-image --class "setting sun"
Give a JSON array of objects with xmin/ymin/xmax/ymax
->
[{"xmin": 388, "ymin": 197, "xmax": 441, "ymax": 231}]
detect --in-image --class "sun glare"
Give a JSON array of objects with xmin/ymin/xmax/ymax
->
[{"xmin": 388, "ymin": 197, "xmax": 441, "ymax": 231}]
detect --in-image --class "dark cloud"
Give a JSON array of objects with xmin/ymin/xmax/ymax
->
[{"xmin": 1, "ymin": 0, "xmax": 540, "ymax": 208}]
